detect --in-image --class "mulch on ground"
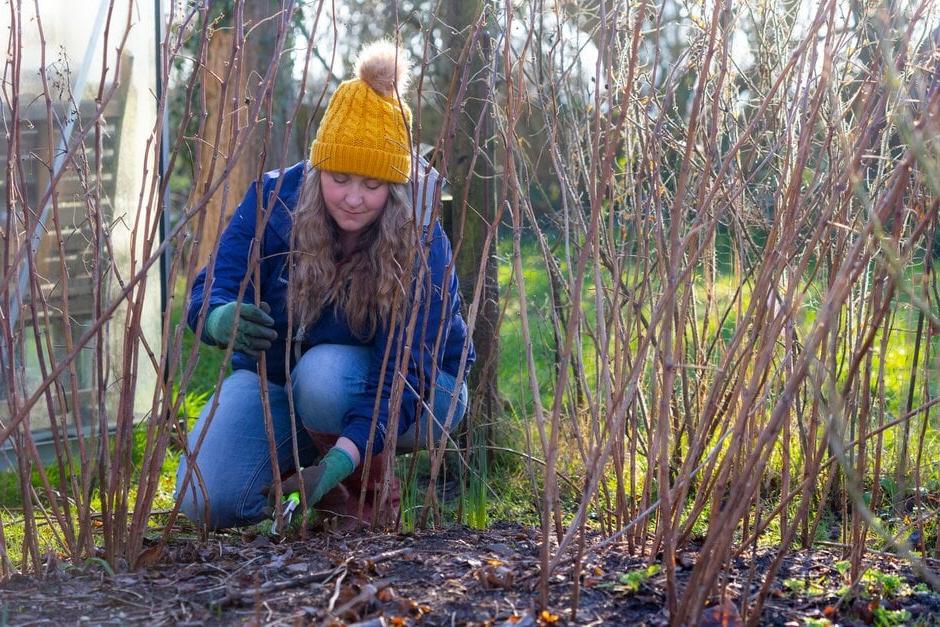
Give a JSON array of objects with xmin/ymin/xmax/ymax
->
[{"xmin": 3, "ymin": 521, "xmax": 940, "ymax": 625}]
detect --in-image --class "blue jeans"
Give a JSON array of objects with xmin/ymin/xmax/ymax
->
[{"xmin": 175, "ymin": 344, "xmax": 468, "ymax": 529}]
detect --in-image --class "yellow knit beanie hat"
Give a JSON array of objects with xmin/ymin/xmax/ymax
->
[{"xmin": 310, "ymin": 41, "xmax": 413, "ymax": 183}]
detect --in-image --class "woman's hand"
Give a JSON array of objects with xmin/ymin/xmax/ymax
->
[
  {"xmin": 205, "ymin": 301, "xmax": 277, "ymax": 357},
  {"xmin": 281, "ymin": 447, "xmax": 356, "ymax": 506}
]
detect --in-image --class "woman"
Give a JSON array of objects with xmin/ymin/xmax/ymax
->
[{"xmin": 175, "ymin": 41, "xmax": 474, "ymax": 530}]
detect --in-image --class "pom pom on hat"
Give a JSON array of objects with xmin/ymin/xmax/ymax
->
[
  {"xmin": 309, "ymin": 41, "xmax": 414, "ymax": 183},
  {"xmin": 356, "ymin": 40, "xmax": 410, "ymax": 97}
]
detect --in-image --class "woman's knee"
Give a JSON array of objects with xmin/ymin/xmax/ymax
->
[
  {"xmin": 176, "ymin": 433, "xmax": 308, "ymax": 528},
  {"xmin": 172, "ymin": 370, "xmax": 308, "ymax": 528},
  {"xmin": 175, "ymin": 459, "xmax": 238, "ymax": 528},
  {"xmin": 292, "ymin": 344, "xmax": 370, "ymax": 432},
  {"xmin": 175, "ymin": 457, "xmax": 271, "ymax": 529},
  {"xmin": 174, "ymin": 426, "xmax": 262, "ymax": 528}
]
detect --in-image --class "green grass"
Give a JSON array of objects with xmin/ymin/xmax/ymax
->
[
  {"xmin": 492, "ymin": 237, "xmax": 940, "ymax": 542},
  {"xmin": 464, "ymin": 426, "xmax": 489, "ymax": 530}
]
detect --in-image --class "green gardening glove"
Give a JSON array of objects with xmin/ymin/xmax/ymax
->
[
  {"xmin": 280, "ymin": 448, "xmax": 355, "ymax": 506},
  {"xmin": 205, "ymin": 301, "xmax": 278, "ymax": 357}
]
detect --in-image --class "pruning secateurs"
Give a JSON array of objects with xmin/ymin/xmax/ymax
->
[{"xmin": 273, "ymin": 491, "xmax": 301, "ymax": 535}]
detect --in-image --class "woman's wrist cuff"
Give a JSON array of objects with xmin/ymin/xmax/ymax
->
[
  {"xmin": 311, "ymin": 448, "xmax": 355, "ymax": 502},
  {"xmin": 326, "ymin": 446, "xmax": 356, "ymax": 474}
]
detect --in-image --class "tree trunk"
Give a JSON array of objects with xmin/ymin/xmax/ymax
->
[
  {"xmin": 193, "ymin": 2, "xmax": 294, "ymax": 268},
  {"xmin": 440, "ymin": 5, "xmax": 501, "ymax": 443},
  {"xmin": 193, "ymin": 27, "xmax": 252, "ymax": 268}
]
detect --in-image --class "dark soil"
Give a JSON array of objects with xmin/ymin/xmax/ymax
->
[{"xmin": 2, "ymin": 521, "xmax": 940, "ymax": 625}]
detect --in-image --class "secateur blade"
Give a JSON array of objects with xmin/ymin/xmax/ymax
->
[{"xmin": 273, "ymin": 491, "xmax": 301, "ymax": 536}]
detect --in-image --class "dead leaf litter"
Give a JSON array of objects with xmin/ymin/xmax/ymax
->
[{"xmin": 2, "ymin": 521, "xmax": 939, "ymax": 625}]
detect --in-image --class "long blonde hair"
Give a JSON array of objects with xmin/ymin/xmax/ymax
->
[{"xmin": 290, "ymin": 168, "xmax": 416, "ymax": 341}]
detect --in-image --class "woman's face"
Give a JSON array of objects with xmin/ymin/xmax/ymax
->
[{"xmin": 320, "ymin": 170, "xmax": 390, "ymax": 241}]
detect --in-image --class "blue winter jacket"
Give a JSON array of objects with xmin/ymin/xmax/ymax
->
[{"xmin": 187, "ymin": 161, "xmax": 475, "ymax": 458}]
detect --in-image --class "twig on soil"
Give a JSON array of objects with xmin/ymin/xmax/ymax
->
[
  {"xmin": 212, "ymin": 547, "xmax": 413, "ymax": 609},
  {"xmin": 214, "ymin": 566, "xmax": 335, "ymax": 608},
  {"xmin": 327, "ymin": 583, "xmax": 378, "ymax": 621},
  {"xmin": 358, "ymin": 547, "xmax": 414, "ymax": 564},
  {"xmin": 327, "ymin": 564, "xmax": 349, "ymax": 613}
]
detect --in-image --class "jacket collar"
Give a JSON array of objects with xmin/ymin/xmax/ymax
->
[{"xmin": 265, "ymin": 158, "xmax": 443, "ymax": 247}]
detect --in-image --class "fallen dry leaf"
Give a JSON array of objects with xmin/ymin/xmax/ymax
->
[
  {"xmin": 479, "ymin": 565, "xmax": 514, "ymax": 590},
  {"xmin": 395, "ymin": 598, "xmax": 430, "ymax": 617},
  {"xmin": 132, "ymin": 546, "xmax": 164, "ymax": 569},
  {"xmin": 698, "ymin": 599, "xmax": 742, "ymax": 627},
  {"xmin": 0, "ymin": 521, "xmax": 922, "ymax": 626}
]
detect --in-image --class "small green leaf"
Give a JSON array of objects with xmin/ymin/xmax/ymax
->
[
  {"xmin": 871, "ymin": 606, "xmax": 910, "ymax": 626},
  {"xmin": 880, "ymin": 476, "xmax": 899, "ymax": 499},
  {"xmin": 611, "ymin": 564, "xmax": 661, "ymax": 594},
  {"xmin": 802, "ymin": 167, "xmax": 815, "ymax": 186}
]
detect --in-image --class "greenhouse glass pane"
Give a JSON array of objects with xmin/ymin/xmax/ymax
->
[{"xmin": 0, "ymin": 1, "xmax": 162, "ymax": 447}]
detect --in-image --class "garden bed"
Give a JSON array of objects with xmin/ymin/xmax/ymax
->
[{"xmin": 3, "ymin": 521, "xmax": 939, "ymax": 625}]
